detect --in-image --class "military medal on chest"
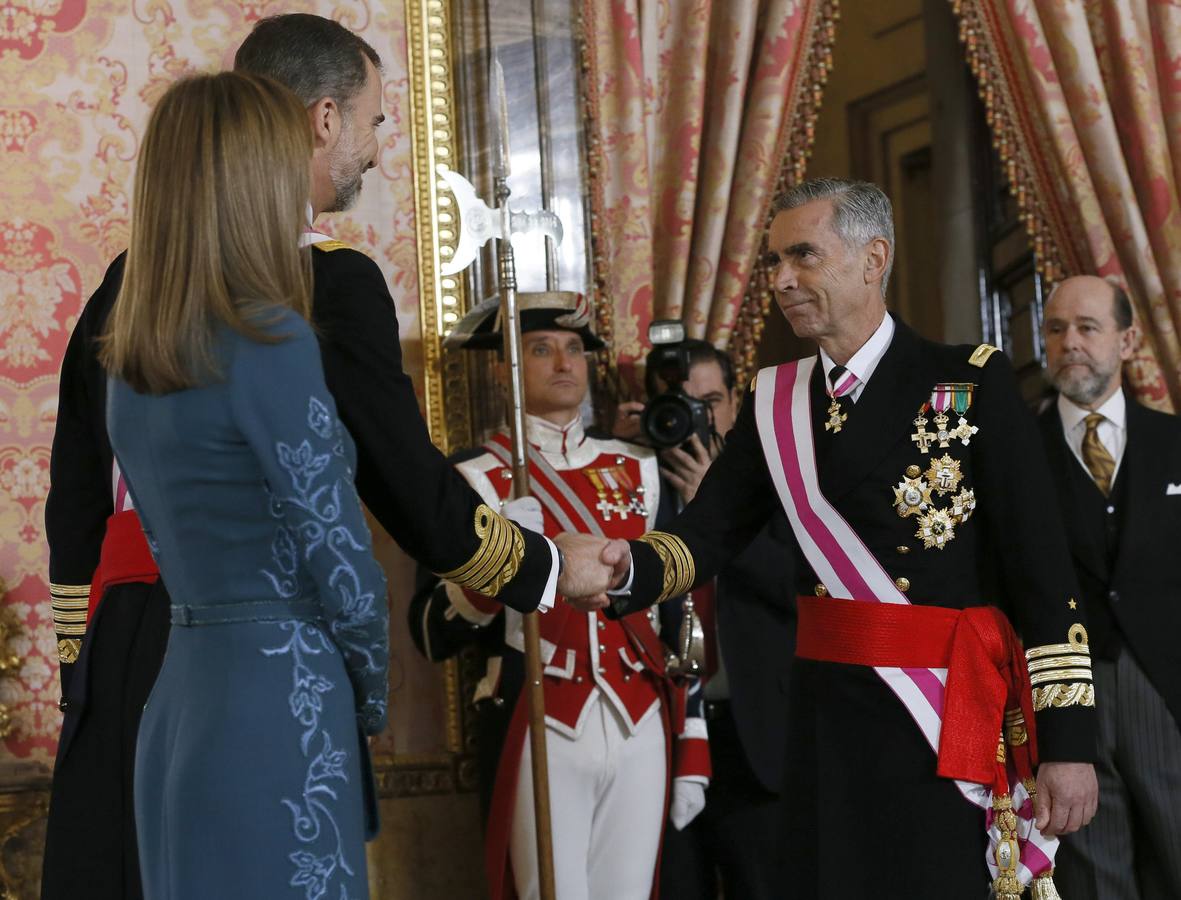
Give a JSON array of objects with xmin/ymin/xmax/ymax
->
[
  {"xmin": 584, "ymin": 458, "xmax": 648, "ymax": 521},
  {"xmin": 897, "ymin": 383, "xmax": 981, "ymax": 550}
]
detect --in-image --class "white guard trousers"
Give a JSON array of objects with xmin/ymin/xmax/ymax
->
[{"xmin": 510, "ymin": 696, "xmax": 666, "ymax": 900}]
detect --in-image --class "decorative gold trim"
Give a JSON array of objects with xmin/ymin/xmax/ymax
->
[
  {"xmin": 438, "ymin": 504, "xmax": 525, "ymax": 598},
  {"xmin": 1026, "ymin": 641, "xmax": 1089, "ymax": 660},
  {"xmin": 637, "ymin": 531, "xmax": 696, "ymax": 603},
  {"xmin": 730, "ymin": 0, "xmax": 841, "ymax": 389},
  {"xmin": 1026, "ymin": 655, "xmax": 1092, "ymax": 673},
  {"xmin": 48, "ymin": 582, "xmax": 90, "ymax": 596},
  {"xmin": 399, "ymin": 0, "xmax": 475, "ymax": 783},
  {"xmin": 968, "ymin": 343, "xmax": 1000, "ymax": 367},
  {"xmin": 1032, "ymin": 681, "xmax": 1095, "ymax": 710},
  {"xmin": 406, "ymin": 0, "xmax": 472, "ymax": 457},
  {"xmin": 0, "ymin": 580, "xmax": 20, "ymax": 737},
  {"xmin": 1030, "ymin": 668, "xmax": 1093, "ymax": 686},
  {"xmin": 58, "ymin": 638, "xmax": 81, "ymax": 665},
  {"xmin": 1004, "ymin": 709, "xmax": 1028, "ymax": 747}
]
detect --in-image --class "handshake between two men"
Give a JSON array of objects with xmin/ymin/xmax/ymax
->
[{"xmin": 503, "ymin": 495, "xmax": 632, "ymax": 612}]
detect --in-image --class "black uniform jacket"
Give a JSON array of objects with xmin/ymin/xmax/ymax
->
[
  {"xmin": 614, "ymin": 317, "xmax": 1097, "ymax": 763},
  {"xmin": 46, "ymin": 245, "xmax": 554, "ymax": 689},
  {"xmin": 1038, "ymin": 394, "xmax": 1181, "ymax": 730}
]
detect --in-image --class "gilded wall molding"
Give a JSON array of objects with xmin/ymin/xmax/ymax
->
[
  {"xmin": 400, "ymin": 0, "xmax": 478, "ymax": 789},
  {"xmin": 406, "ymin": 0, "xmax": 474, "ymax": 458}
]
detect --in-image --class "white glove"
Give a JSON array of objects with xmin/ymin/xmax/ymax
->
[
  {"xmin": 502, "ymin": 496, "xmax": 544, "ymax": 534},
  {"xmin": 669, "ymin": 778, "xmax": 706, "ymax": 830}
]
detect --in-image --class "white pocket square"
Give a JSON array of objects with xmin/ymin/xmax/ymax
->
[{"xmin": 1168, "ymin": 483, "xmax": 1181, "ymax": 496}]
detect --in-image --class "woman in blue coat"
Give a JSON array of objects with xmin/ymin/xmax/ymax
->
[{"xmin": 100, "ymin": 72, "xmax": 388, "ymax": 899}]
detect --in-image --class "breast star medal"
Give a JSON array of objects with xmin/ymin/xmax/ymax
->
[
  {"xmin": 925, "ymin": 454, "xmax": 963, "ymax": 495},
  {"xmin": 825, "ymin": 397, "xmax": 847, "ymax": 433},
  {"xmin": 950, "ymin": 488, "xmax": 976, "ymax": 523},
  {"xmin": 893, "ymin": 474, "xmax": 933, "ymax": 517},
  {"xmin": 916, "ymin": 508, "xmax": 956, "ymax": 550}
]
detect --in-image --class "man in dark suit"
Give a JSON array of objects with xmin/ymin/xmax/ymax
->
[
  {"xmin": 589, "ymin": 178, "xmax": 1100, "ymax": 898},
  {"xmin": 1038, "ymin": 275, "xmax": 1181, "ymax": 900},
  {"xmin": 656, "ymin": 341, "xmax": 795, "ymax": 900}
]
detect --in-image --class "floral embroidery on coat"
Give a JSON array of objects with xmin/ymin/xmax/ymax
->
[{"xmin": 259, "ymin": 396, "xmax": 390, "ymax": 899}]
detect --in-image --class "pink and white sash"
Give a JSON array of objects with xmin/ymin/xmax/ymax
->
[{"xmin": 753, "ymin": 357, "xmax": 1056, "ymax": 885}]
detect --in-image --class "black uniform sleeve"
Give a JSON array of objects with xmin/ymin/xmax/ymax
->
[
  {"xmin": 311, "ymin": 248, "xmax": 553, "ymax": 614},
  {"xmin": 613, "ymin": 394, "xmax": 778, "ymax": 616},
  {"xmin": 407, "ymin": 564, "xmax": 503, "ymax": 663},
  {"xmin": 45, "ymin": 256, "xmax": 123, "ymax": 694},
  {"xmin": 971, "ymin": 350, "xmax": 1097, "ymax": 763}
]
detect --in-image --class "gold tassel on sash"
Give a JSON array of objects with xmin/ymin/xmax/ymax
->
[
  {"xmin": 991, "ymin": 738, "xmax": 1023, "ymax": 900},
  {"xmin": 1030, "ymin": 871, "xmax": 1063, "ymax": 899}
]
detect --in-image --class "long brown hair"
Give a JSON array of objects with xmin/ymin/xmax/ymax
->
[{"xmin": 100, "ymin": 72, "xmax": 313, "ymax": 393}]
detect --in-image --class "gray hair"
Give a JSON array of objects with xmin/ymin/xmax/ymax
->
[
  {"xmin": 234, "ymin": 14, "xmax": 382, "ymax": 115},
  {"xmin": 774, "ymin": 178, "xmax": 895, "ymax": 297}
]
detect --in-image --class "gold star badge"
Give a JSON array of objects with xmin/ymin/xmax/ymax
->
[
  {"xmin": 924, "ymin": 454, "xmax": 963, "ymax": 496},
  {"xmin": 916, "ymin": 508, "xmax": 956, "ymax": 550},
  {"xmin": 1068, "ymin": 598, "xmax": 1077, "ymax": 610},
  {"xmin": 893, "ymin": 476, "xmax": 933, "ymax": 518}
]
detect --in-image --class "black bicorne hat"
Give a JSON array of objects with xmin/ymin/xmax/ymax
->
[{"xmin": 442, "ymin": 291, "xmax": 605, "ymax": 351}]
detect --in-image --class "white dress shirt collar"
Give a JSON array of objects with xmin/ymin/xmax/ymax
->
[
  {"xmin": 525, "ymin": 412, "xmax": 587, "ymax": 467},
  {"xmin": 818, "ymin": 313, "xmax": 895, "ymax": 402},
  {"xmin": 1057, "ymin": 389, "xmax": 1128, "ymax": 477}
]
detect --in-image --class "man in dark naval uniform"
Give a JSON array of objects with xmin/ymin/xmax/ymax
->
[
  {"xmin": 1038, "ymin": 275, "xmax": 1181, "ymax": 900},
  {"xmin": 42, "ymin": 15, "xmax": 621, "ymax": 900},
  {"xmin": 593, "ymin": 178, "xmax": 1100, "ymax": 899}
]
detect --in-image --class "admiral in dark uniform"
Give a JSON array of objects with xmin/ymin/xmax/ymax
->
[
  {"xmin": 597, "ymin": 178, "xmax": 1100, "ymax": 899},
  {"xmin": 42, "ymin": 15, "xmax": 618, "ymax": 900},
  {"xmin": 1037, "ymin": 275, "xmax": 1181, "ymax": 900}
]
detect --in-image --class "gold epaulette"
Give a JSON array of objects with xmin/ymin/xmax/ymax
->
[
  {"xmin": 311, "ymin": 239, "xmax": 350, "ymax": 253},
  {"xmin": 636, "ymin": 531, "xmax": 695, "ymax": 603},
  {"xmin": 1025, "ymin": 623, "xmax": 1094, "ymax": 711},
  {"xmin": 50, "ymin": 582, "xmax": 90, "ymax": 663},
  {"xmin": 969, "ymin": 343, "xmax": 1000, "ymax": 367},
  {"xmin": 438, "ymin": 504, "xmax": 524, "ymax": 598}
]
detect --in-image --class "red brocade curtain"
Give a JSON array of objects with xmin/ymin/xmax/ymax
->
[
  {"xmin": 580, "ymin": 0, "xmax": 837, "ymax": 390},
  {"xmin": 953, "ymin": 0, "xmax": 1181, "ymax": 412}
]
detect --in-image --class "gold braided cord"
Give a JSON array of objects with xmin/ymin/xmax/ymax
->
[
  {"xmin": 1032, "ymin": 682, "xmax": 1095, "ymax": 711},
  {"xmin": 637, "ymin": 531, "xmax": 696, "ymax": 603},
  {"xmin": 49, "ymin": 582, "xmax": 90, "ymax": 597},
  {"xmin": 438, "ymin": 505, "xmax": 524, "ymax": 599},
  {"xmin": 1026, "ymin": 654, "xmax": 1092, "ymax": 673},
  {"xmin": 1026, "ymin": 641, "xmax": 1089, "ymax": 660},
  {"xmin": 1030, "ymin": 668, "xmax": 1094, "ymax": 686},
  {"xmin": 729, "ymin": 0, "xmax": 841, "ymax": 390}
]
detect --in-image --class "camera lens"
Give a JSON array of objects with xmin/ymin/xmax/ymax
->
[{"xmin": 642, "ymin": 394, "xmax": 695, "ymax": 448}]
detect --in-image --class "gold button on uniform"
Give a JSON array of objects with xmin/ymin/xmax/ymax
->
[
  {"xmin": 814, "ymin": 584, "xmax": 828, "ymax": 597},
  {"xmin": 894, "ymin": 577, "xmax": 910, "ymax": 592},
  {"xmin": 906, "ymin": 465, "xmax": 922, "ymax": 478}
]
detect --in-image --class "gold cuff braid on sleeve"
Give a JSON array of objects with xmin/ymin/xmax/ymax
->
[
  {"xmin": 1026, "ymin": 624, "xmax": 1094, "ymax": 711},
  {"xmin": 438, "ymin": 505, "xmax": 524, "ymax": 599},
  {"xmin": 636, "ymin": 531, "xmax": 695, "ymax": 603}
]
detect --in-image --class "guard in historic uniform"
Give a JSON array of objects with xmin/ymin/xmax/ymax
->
[
  {"xmin": 594, "ymin": 178, "xmax": 1100, "ymax": 899},
  {"xmin": 41, "ymin": 15, "xmax": 621, "ymax": 900},
  {"xmin": 409, "ymin": 292, "xmax": 710, "ymax": 900}
]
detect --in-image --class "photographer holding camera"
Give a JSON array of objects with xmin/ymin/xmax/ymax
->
[{"xmin": 618, "ymin": 328, "xmax": 798, "ymax": 900}]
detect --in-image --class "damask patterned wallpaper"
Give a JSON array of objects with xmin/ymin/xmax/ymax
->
[{"xmin": 0, "ymin": 0, "xmax": 420, "ymax": 766}]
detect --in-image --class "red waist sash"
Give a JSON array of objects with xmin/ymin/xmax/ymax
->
[
  {"xmin": 796, "ymin": 595, "xmax": 1038, "ymax": 793},
  {"xmin": 87, "ymin": 509, "xmax": 160, "ymax": 621}
]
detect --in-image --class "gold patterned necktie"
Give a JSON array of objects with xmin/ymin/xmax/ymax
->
[{"xmin": 1082, "ymin": 412, "xmax": 1115, "ymax": 496}]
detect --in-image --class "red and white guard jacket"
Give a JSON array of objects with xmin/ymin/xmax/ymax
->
[{"xmin": 432, "ymin": 413, "xmax": 710, "ymax": 775}]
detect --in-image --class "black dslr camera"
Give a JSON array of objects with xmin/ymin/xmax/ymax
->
[{"xmin": 640, "ymin": 320, "xmax": 712, "ymax": 450}]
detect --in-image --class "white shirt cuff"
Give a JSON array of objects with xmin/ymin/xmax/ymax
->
[
  {"xmin": 536, "ymin": 536, "xmax": 559, "ymax": 613},
  {"xmin": 607, "ymin": 562, "xmax": 635, "ymax": 596}
]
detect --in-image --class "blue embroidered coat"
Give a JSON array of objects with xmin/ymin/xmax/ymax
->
[{"xmin": 107, "ymin": 308, "xmax": 388, "ymax": 900}]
